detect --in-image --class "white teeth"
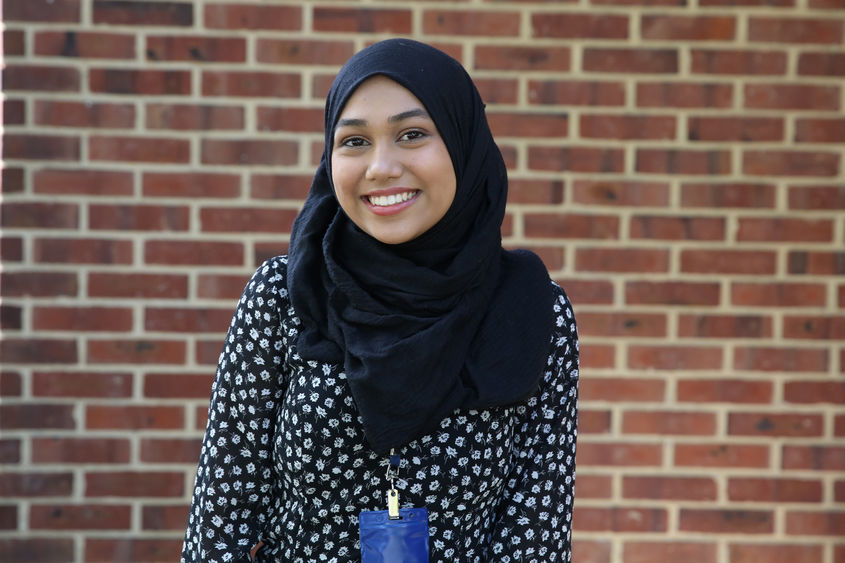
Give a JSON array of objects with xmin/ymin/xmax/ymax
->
[{"xmin": 368, "ymin": 191, "xmax": 416, "ymax": 207}]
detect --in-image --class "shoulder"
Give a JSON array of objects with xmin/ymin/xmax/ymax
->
[
  {"xmin": 550, "ymin": 281, "xmax": 577, "ymax": 339},
  {"xmin": 547, "ymin": 280, "xmax": 579, "ymax": 381},
  {"xmin": 236, "ymin": 255, "xmax": 292, "ymax": 315}
]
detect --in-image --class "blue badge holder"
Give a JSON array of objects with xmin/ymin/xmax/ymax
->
[{"xmin": 359, "ymin": 506, "xmax": 429, "ymax": 563}]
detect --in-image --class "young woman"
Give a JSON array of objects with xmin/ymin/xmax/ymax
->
[{"xmin": 182, "ymin": 38, "xmax": 579, "ymax": 563}]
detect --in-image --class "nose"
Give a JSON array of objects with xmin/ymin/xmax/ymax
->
[{"xmin": 365, "ymin": 143, "xmax": 402, "ymax": 182}]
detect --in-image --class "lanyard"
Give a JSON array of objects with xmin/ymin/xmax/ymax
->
[{"xmin": 385, "ymin": 449, "xmax": 401, "ymax": 519}]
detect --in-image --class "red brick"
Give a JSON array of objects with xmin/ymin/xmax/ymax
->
[
  {"xmin": 196, "ymin": 273, "xmax": 248, "ymax": 300},
  {"xmin": 681, "ymin": 249, "xmax": 775, "ymax": 275},
  {"xmin": 85, "ymin": 538, "xmax": 183, "ymax": 563},
  {"xmin": 788, "ymin": 251, "xmax": 845, "ymax": 275},
  {"xmin": 0, "ymin": 404, "xmax": 75, "ymax": 429},
  {"xmin": 728, "ymin": 412, "xmax": 824, "ymax": 437},
  {"xmin": 506, "ymin": 179, "xmax": 565, "ymax": 205},
  {"xmin": 203, "ymin": 206, "xmax": 300, "ymax": 235},
  {"xmin": 749, "ymin": 17, "xmax": 843, "ymax": 44},
  {"xmin": 146, "ymin": 35, "xmax": 245, "ymax": 62},
  {"xmin": 33, "ymin": 306, "xmax": 133, "ymax": 332},
  {"xmin": 34, "ymin": 238, "xmax": 132, "ymax": 265},
  {"xmin": 86, "ymin": 405, "xmax": 183, "ymax": 430},
  {"xmin": 788, "ymin": 185, "xmax": 845, "ymax": 209},
  {"xmin": 140, "ymin": 438, "xmax": 200, "ymax": 463},
  {"xmin": 142, "ymin": 504, "xmax": 189, "ymax": 530},
  {"xmin": 677, "ymin": 379, "xmax": 773, "ymax": 404},
  {"xmin": 1, "ymin": 237, "xmax": 24, "ymax": 262},
  {"xmin": 34, "ymin": 169, "xmax": 133, "ymax": 196},
  {"xmin": 202, "ymin": 71, "xmax": 300, "ymax": 98},
  {"xmin": 783, "ymin": 316, "xmax": 845, "ymax": 340},
  {"xmin": 729, "ymin": 544, "xmax": 823, "ymax": 563},
  {"xmin": 475, "ymin": 78, "xmax": 519, "ymax": 105},
  {"xmin": 784, "ymin": 381, "xmax": 845, "ymax": 404},
  {"xmin": 144, "ymin": 307, "xmax": 231, "ymax": 333},
  {"xmin": 641, "ymin": 16, "xmax": 735, "ymax": 40},
  {"xmin": 488, "ymin": 112, "xmax": 568, "ymax": 139},
  {"xmin": 581, "ymin": 114, "xmax": 675, "ymax": 140},
  {"xmin": 256, "ymin": 107, "xmax": 323, "ymax": 133},
  {"xmin": 33, "ymin": 438, "xmax": 130, "ymax": 464},
  {"xmin": 798, "ymin": 52, "xmax": 845, "ymax": 76},
  {"xmin": 90, "ymin": 204, "xmax": 190, "ymax": 231},
  {"xmin": 250, "ymin": 174, "xmax": 311, "ymax": 200},
  {"xmin": 3, "ymin": 65, "xmax": 80, "ymax": 92},
  {"xmin": 33, "ymin": 371, "xmax": 132, "ymax": 398},
  {"xmin": 205, "ymin": 3, "xmax": 300, "ymax": 30},
  {"xmin": 682, "ymin": 182, "xmax": 776, "ymax": 208},
  {"xmin": 145, "ymin": 240, "xmax": 244, "ymax": 266},
  {"xmin": 425, "ymin": 10, "xmax": 518, "ymax": 36},
  {"xmin": 0, "ymin": 472, "xmax": 73, "ymax": 497},
  {"xmin": 35, "ymin": 31, "xmax": 135, "ymax": 59},
  {"xmin": 1, "ymin": 340, "xmax": 78, "ymax": 365},
  {"xmin": 314, "ymin": 7, "xmax": 411, "ymax": 33},
  {"xmin": 93, "ymin": 1, "xmax": 192, "ymax": 26},
  {"xmin": 796, "ymin": 118, "xmax": 845, "ymax": 143},
  {"xmin": 30, "ymin": 504, "xmax": 131, "ymax": 530},
  {"xmin": 143, "ymin": 172, "xmax": 240, "ymax": 198},
  {"xmin": 691, "ymin": 49, "xmax": 787, "ymax": 75},
  {"xmin": 738, "ymin": 217, "xmax": 833, "ymax": 242},
  {"xmin": 579, "ymin": 344, "xmax": 616, "ymax": 370},
  {"xmin": 554, "ymin": 279, "xmax": 614, "ymax": 305},
  {"xmin": 528, "ymin": 79, "xmax": 625, "ymax": 106},
  {"xmin": 573, "ymin": 181, "xmax": 669, "ymax": 207},
  {"xmin": 201, "ymin": 139, "xmax": 298, "ymax": 166},
  {"xmin": 678, "ymin": 315, "xmax": 771, "ymax": 338},
  {"xmin": 680, "ymin": 509, "xmax": 773, "ymax": 534},
  {"xmin": 628, "ymin": 345, "xmax": 722, "ymax": 371},
  {"xmin": 2, "ymin": 374, "xmax": 22, "ymax": 399},
  {"xmin": 1, "ymin": 202, "xmax": 78, "ymax": 229},
  {"xmin": 0, "ymin": 272, "xmax": 78, "ymax": 297},
  {"xmin": 34, "ymin": 100, "xmax": 135, "ymax": 128},
  {"xmin": 728, "ymin": 478, "xmax": 823, "ymax": 503},
  {"xmin": 637, "ymin": 149, "xmax": 731, "ymax": 175},
  {"xmin": 4, "ymin": 30, "xmax": 25, "ymax": 55},
  {"xmin": 146, "ymin": 103, "xmax": 244, "ymax": 131},
  {"xmin": 88, "ymin": 272, "xmax": 188, "ymax": 299},
  {"xmin": 85, "ymin": 471, "xmax": 184, "ymax": 497},
  {"xmin": 0, "ymin": 539, "xmax": 74, "ymax": 563},
  {"xmin": 4, "ymin": 99, "xmax": 25, "ymax": 125},
  {"xmin": 637, "ymin": 82, "xmax": 733, "ymax": 108},
  {"xmin": 90, "ymin": 136, "xmax": 190, "ymax": 163},
  {"xmin": 534, "ymin": 13, "xmax": 628, "ymax": 39},
  {"xmin": 524, "ymin": 214, "xmax": 618, "ymax": 240},
  {"xmin": 579, "ymin": 409, "xmax": 612, "ymax": 434},
  {"xmin": 90, "ymin": 69, "xmax": 191, "ymax": 95},
  {"xmin": 688, "ymin": 116, "xmax": 784, "ymax": 142},
  {"xmin": 734, "ymin": 347, "xmax": 829, "ymax": 372},
  {"xmin": 576, "ymin": 475, "xmax": 613, "ymax": 500},
  {"xmin": 1, "ymin": 306, "xmax": 22, "ymax": 331},
  {"xmin": 6, "ymin": 0, "xmax": 79, "ymax": 22},
  {"xmin": 0, "ymin": 504, "xmax": 17, "ymax": 528},
  {"xmin": 144, "ymin": 372, "xmax": 213, "ymax": 399},
  {"xmin": 786, "ymin": 511, "xmax": 845, "ymax": 535},
  {"xmin": 578, "ymin": 312, "xmax": 667, "ymax": 338},
  {"xmin": 256, "ymin": 38, "xmax": 354, "ymax": 65},
  {"xmin": 476, "ymin": 46, "xmax": 571, "ymax": 72},
  {"xmin": 584, "ymin": 48, "xmax": 678, "ymax": 73},
  {"xmin": 4, "ymin": 134, "xmax": 80, "ymax": 160},
  {"xmin": 675, "ymin": 443, "xmax": 770, "ymax": 468},
  {"xmin": 702, "ymin": 0, "xmax": 794, "ymax": 4},
  {"xmin": 577, "ymin": 442, "xmax": 663, "ymax": 467},
  {"xmin": 195, "ymin": 404, "xmax": 209, "ymax": 429},
  {"xmin": 783, "ymin": 445, "xmax": 845, "ymax": 470},
  {"xmin": 529, "ymin": 147, "xmax": 624, "ymax": 173},
  {"xmin": 623, "ymin": 542, "xmax": 717, "ymax": 563},
  {"xmin": 623, "ymin": 411, "xmax": 716, "ymax": 435},
  {"xmin": 623, "ymin": 476, "xmax": 717, "ymax": 501},
  {"xmin": 745, "ymin": 84, "xmax": 840, "ymax": 111},
  {"xmin": 630, "ymin": 215, "xmax": 724, "ymax": 240},
  {"xmin": 575, "ymin": 506, "xmax": 667, "ymax": 532},
  {"xmin": 88, "ymin": 339, "xmax": 186, "ymax": 365},
  {"xmin": 579, "ymin": 377, "xmax": 665, "ymax": 402},
  {"xmin": 732, "ymin": 282, "xmax": 826, "ymax": 307},
  {"xmin": 577, "ymin": 248, "xmax": 669, "ymax": 273}
]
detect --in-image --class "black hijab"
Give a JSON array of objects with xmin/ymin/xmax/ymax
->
[{"xmin": 287, "ymin": 39, "xmax": 554, "ymax": 454}]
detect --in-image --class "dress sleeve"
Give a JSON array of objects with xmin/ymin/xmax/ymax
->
[
  {"xmin": 486, "ymin": 284, "xmax": 579, "ymax": 563},
  {"xmin": 182, "ymin": 259, "xmax": 289, "ymax": 563}
]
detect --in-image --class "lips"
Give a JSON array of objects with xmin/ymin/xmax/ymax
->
[{"xmin": 362, "ymin": 189, "xmax": 420, "ymax": 215}]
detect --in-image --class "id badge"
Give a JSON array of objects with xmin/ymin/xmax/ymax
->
[{"xmin": 359, "ymin": 506, "xmax": 429, "ymax": 563}]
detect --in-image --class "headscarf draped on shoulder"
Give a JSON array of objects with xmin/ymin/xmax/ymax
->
[{"xmin": 287, "ymin": 38, "xmax": 554, "ymax": 454}]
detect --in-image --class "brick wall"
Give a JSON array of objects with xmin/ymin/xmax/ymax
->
[{"xmin": 2, "ymin": 1, "xmax": 843, "ymax": 562}]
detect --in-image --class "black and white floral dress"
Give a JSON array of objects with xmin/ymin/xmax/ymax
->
[{"xmin": 181, "ymin": 256, "xmax": 579, "ymax": 563}]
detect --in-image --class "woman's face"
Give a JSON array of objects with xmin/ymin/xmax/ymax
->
[{"xmin": 331, "ymin": 76, "xmax": 457, "ymax": 245}]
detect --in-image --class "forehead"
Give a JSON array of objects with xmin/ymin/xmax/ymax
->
[{"xmin": 336, "ymin": 76, "xmax": 427, "ymax": 120}]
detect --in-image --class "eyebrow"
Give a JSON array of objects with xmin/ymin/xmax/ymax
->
[{"xmin": 335, "ymin": 108, "xmax": 430, "ymax": 129}]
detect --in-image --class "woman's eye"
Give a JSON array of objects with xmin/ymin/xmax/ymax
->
[
  {"xmin": 399, "ymin": 130, "xmax": 426, "ymax": 142},
  {"xmin": 340, "ymin": 137, "xmax": 368, "ymax": 148}
]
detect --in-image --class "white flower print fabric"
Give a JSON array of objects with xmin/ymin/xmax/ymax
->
[{"xmin": 182, "ymin": 256, "xmax": 579, "ymax": 563}]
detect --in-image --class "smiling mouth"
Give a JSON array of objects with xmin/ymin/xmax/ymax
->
[{"xmin": 366, "ymin": 190, "xmax": 419, "ymax": 207}]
